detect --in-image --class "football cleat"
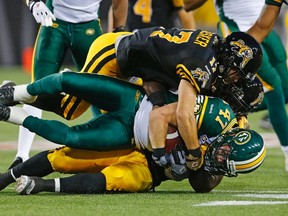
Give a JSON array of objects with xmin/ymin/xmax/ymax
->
[
  {"xmin": 0, "ymin": 170, "xmax": 16, "ymax": 191},
  {"xmin": 16, "ymin": 175, "xmax": 43, "ymax": 195},
  {"xmin": 0, "ymin": 104, "xmax": 11, "ymax": 121},
  {"xmin": 0, "ymin": 81, "xmax": 17, "ymax": 106}
]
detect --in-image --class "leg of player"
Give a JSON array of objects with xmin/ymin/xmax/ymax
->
[
  {"xmin": 16, "ymin": 173, "xmax": 106, "ymax": 195},
  {"xmin": 8, "ymin": 105, "xmax": 42, "ymax": 170},
  {"xmin": 0, "ymin": 151, "xmax": 53, "ymax": 191}
]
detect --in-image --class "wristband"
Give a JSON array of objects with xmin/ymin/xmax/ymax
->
[
  {"xmin": 152, "ymin": 147, "xmax": 166, "ymax": 158},
  {"xmin": 188, "ymin": 147, "xmax": 201, "ymax": 158},
  {"xmin": 112, "ymin": 26, "xmax": 126, "ymax": 33},
  {"xmin": 148, "ymin": 91, "xmax": 165, "ymax": 107}
]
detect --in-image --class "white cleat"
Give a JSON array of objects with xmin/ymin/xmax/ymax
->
[{"xmin": 16, "ymin": 175, "xmax": 35, "ymax": 195}]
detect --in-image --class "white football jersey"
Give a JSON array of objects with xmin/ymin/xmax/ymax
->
[
  {"xmin": 133, "ymin": 96, "xmax": 153, "ymax": 151},
  {"xmin": 52, "ymin": 0, "xmax": 101, "ymax": 23},
  {"xmin": 214, "ymin": 0, "xmax": 265, "ymax": 31}
]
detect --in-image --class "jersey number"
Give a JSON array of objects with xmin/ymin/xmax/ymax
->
[
  {"xmin": 133, "ymin": 0, "xmax": 152, "ymax": 23},
  {"xmin": 215, "ymin": 109, "xmax": 231, "ymax": 129},
  {"xmin": 150, "ymin": 30, "xmax": 193, "ymax": 44}
]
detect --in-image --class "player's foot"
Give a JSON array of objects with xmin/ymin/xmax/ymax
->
[
  {"xmin": 258, "ymin": 114, "xmax": 272, "ymax": 130},
  {"xmin": 7, "ymin": 157, "xmax": 23, "ymax": 170},
  {"xmin": 0, "ymin": 170, "xmax": 16, "ymax": 191},
  {"xmin": 16, "ymin": 176, "xmax": 44, "ymax": 195},
  {"xmin": 0, "ymin": 104, "xmax": 10, "ymax": 121},
  {"xmin": 0, "ymin": 81, "xmax": 17, "ymax": 106}
]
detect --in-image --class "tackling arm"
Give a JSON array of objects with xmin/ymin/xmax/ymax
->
[
  {"xmin": 247, "ymin": 4, "xmax": 281, "ymax": 43},
  {"xmin": 177, "ymin": 80, "xmax": 203, "ymax": 170},
  {"xmin": 177, "ymin": 8, "xmax": 197, "ymax": 29},
  {"xmin": 111, "ymin": 0, "xmax": 128, "ymax": 31}
]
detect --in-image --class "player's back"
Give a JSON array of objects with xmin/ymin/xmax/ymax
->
[
  {"xmin": 127, "ymin": 0, "xmax": 182, "ymax": 31},
  {"xmin": 117, "ymin": 27, "xmax": 219, "ymax": 89},
  {"xmin": 196, "ymin": 95, "xmax": 238, "ymax": 139}
]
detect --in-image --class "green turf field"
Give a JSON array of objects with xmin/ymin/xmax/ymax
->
[{"xmin": 0, "ymin": 67, "xmax": 288, "ymax": 216}]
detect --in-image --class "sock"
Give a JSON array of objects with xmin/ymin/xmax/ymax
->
[
  {"xmin": 14, "ymin": 85, "xmax": 37, "ymax": 103},
  {"xmin": 60, "ymin": 173, "xmax": 106, "ymax": 194},
  {"xmin": 16, "ymin": 104, "xmax": 42, "ymax": 161},
  {"xmin": 7, "ymin": 107, "xmax": 29, "ymax": 125},
  {"xmin": 12, "ymin": 150, "xmax": 54, "ymax": 178}
]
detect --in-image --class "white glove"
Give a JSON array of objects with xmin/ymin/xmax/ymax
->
[{"xmin": 27, "ymin": 0, "xmax": 56, "ymax": 27}]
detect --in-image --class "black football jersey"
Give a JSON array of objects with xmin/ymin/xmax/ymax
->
[
  {"xmin": 127, "ymin": 0, "xmax": 181, "ymax": 31},
  {"xmin": 117, "ymin": 26, "xmax": 220, "ymax": 94}
]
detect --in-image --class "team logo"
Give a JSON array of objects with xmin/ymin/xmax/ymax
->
[
  {"xmin": 194, "ymin": 103, "xmax": 202, "ymax": 114},
  {"xmin": 191, "ymin": 68, "xmax": 210, "ymax": 88},
  {"xmin": 85, "ymin": 28, "xmax": 95, "ymax": 36},
  {"xmin": 250, "ymin": 91, "xmax": 264, "ymax": 107},
  {"xmin": 230, "ymin": 40, "xmax": 254, "ymax": 69},
  {"xmin": 52, "ymin": 23, "xmax": 59, "ymax": 28},
  {"xmin": 234, "ymin": 130, "xmax": 251, "ymax": 145}
]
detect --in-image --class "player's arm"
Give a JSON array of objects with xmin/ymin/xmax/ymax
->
[
  {"xmin": 25, "ymin": 0, "xmax": 56, "ymax": 26},
  {"xmin": 177, "ymin": 80, "xmax": 203, "ymax": 170},
  {"xmin": 183, "ymin": 0, "xmax": 208, "ymax": 11},
  {"xmin": 149, "ymin": 102, "xmax": 178, "ymax": 167},
  {"xmin": 247, "ymin": 4, "xmax": 281, "ymax": 43},
  {"xmin": 149, "ymin": 103, "xmax": 178, "ymax": 149},
  {"xmin": 177, "ymin": 8, "xmax": 196, "ymax": 29},
  {"xmin": 111, "ymin": 0, "xmax": 128, "ymax": 32}
]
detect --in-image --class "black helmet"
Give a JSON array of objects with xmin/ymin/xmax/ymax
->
[
  {"xmin": 217, "ymin": 32, "xmax": 263, "ymax": 83},
  {"xmin": 219, "ymin": 76, "xmax": 264, "ymax": 116}
]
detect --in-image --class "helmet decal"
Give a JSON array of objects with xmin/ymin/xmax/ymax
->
[
  {"xmin": 234, "ymin": 130, "xmax": 251, "ymax": 145},
  {"xmin": 230, "ymin": 40, "xmax": 254, "ymax": 69},
  {"xmin": 191, "ymin": 68, "xmax": 210, "ymax": 88},
  {"xmin": 250, "ymin": 91, "xmax": 264, "ymax": 107}
]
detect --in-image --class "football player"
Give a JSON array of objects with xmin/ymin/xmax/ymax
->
[
  {"xmin": 10, "ymin": 0, "xmax": 128, "ymax": 170},
  {"xmin": 184, "ymin": 0, "xmax": 288, "ymax": 171},
  {"xmin": 126, "ymin": 0, "xmax": 196, "ymax": 31},
  {"xmin": 36, "ymin": 26, "xmax": 262, "ymax": 172},
  {"xmin": 0, "ymin": 127, "xmax": 266, "ymax": 195}
]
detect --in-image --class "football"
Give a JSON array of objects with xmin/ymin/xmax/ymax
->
[{"xmin": 165, "ymin": 125, "xmax": 183, "ymax": 153}]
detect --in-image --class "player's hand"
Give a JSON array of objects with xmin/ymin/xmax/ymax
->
[
  {"xmin": 165, "ymin": 147, "xmax": 188, "ymax": 181},
  {"xmin": 186, "ymin": 147, "xmax": 204, "ymax": 171},
  {"xmin": 27, "ymin": 1, "xmax": 56, "ymax": 27},
  {"xmin": 237, "ymin": 115, "xmax": 250, "ymax": 129},
  {"xmin": 152, "ymin": 154, "xmax": 170, "ymax": 167}
]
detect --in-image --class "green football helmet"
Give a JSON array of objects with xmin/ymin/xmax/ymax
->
[{"xmin": 204, "ymin": 128, "xmax": 266, "ymax": 177}]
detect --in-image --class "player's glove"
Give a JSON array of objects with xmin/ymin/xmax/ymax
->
[
  {"xmin": 26, "ymin": 0, "xmax": 56, "ymax": 27},
  {"xmin": 237, "ymin": 115, "xmax": 250, "ymax": 129},
  {"xmin": 186, "ymin": 147, "xmax": 204, "ymax": 171},
  {"xmin": 152, "ymin": 147, "xmax": 170, "ymax": 167},
  {"xmin": 164, "ymin": 147, "xmax": 188, "ymax": 181}
]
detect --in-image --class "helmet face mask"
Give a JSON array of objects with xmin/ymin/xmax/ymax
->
[
  {"xmin": 204, "ymin": 128, "xmax": 266, "ymax": 177},
  {"xmin": 217, "ymin": 76, "xmax": 264, "ymax": 116},
  {"xmin": 217, "ymin": 32, "xmax": 263, "ymax": 85}
]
